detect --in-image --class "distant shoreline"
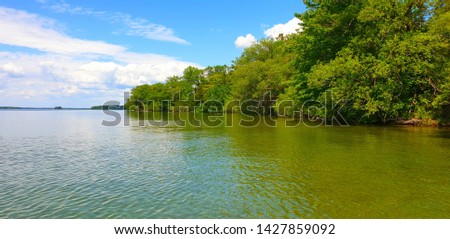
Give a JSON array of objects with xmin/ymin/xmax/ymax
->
[
  {"xmin": 0, "ymin": 107, "xmax": 91, "ymax": 110},
  {"xmin": 0, "ymin": 106, "xmax": 123, "ymax": 110}
]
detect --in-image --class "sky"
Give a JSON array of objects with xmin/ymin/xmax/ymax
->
[{"xmin": 0, "ymin": 0, "xmax": 305, "ymax": 107}]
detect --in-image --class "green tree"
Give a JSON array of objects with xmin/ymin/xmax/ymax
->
[
  {"xmin": 291, "ymin": 0, "xmax": 450, "ymax": 124},
  {"xmin": 128, "ymin": 83, "xmax": 170, "ymax": 111},
  {"xmin": 231, "ymin": 38, "xmax": 296, "ymax": 114},
  {"xmin": 201, "ymin": 65, "xmax": 232, "ymax": 112}
]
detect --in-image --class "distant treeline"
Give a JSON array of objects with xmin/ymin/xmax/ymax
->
[
  {"xmin": 126, "ymin": 0, "xmax": 450, "ymax": 125},
  {"xmin": 0, "ymin": 106, "xmax": 92, "ymax": 110},
  {"xmin": 91, "ymin": 105, "xmax": 124, "ymax": 110},
  {"xmin": 0, "ymin": 106, "xmax": 21, "ymax": 109},
  {"xmin": 0, "ymin": 106, "xmax": 124, "ymax": 110}
]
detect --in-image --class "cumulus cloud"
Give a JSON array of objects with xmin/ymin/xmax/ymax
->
[
  {"xmin": 264, "ymin": 17, "xmax": 303, "ymax": 39},
  {"xmin": 234, "ymin": 34, "xmax": 257, "ymax": 49},
  {"xmin": 0, "ymin": 51, "xmax": 195, "ymax": 105},
  {"xmin": 44, "ymin": 1, "xmax": 189, "ymax": 45},
  {"xmin": 234, "ymin": 18, "xmax": 303, "ymax": 49},
  {"xmin": 115, "ymin": 61, "xmax": 193, "ymax": 86},
  {"xmin": 0, "ymin": 63, "xmax": 25, "ymax": 77},
  {"xmin": 0, "ymin": 7, "xmax": 199, "ymax": 107}
]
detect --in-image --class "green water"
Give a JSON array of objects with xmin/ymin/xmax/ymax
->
[{"xmin": 0, "ymin": 110, "xmax": 449, "ymax": 218}]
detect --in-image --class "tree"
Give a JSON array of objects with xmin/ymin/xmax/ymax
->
[
  {"xmin": 230, "ymin": 38, "xmax": 296, "ymax": 114},
  {"xmin": 126, "ymin": 0, "xmax": 450, "ymax": 124},
  {"xmin": 290, "ymin": 0, "xmax": 450, "ymax": 124},
  {"xmin": 128, "ymin": 83, "xmax": 170, "ymax": 111},
  {"xmin": 201, "ymin": 65, "xmax": 232, "ymax": 112}
]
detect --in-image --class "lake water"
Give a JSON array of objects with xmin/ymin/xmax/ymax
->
[{"xmin": 0, "ymin": 110, "xmax": 449, "ymax": 218}]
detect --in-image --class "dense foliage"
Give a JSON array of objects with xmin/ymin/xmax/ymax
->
[{"xmin": 127, "ymin": 0, "xmax": 450, "ymax": 124}]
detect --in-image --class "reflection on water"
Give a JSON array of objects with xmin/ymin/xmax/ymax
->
[{"xmin": 0, "ymin": 110, "xmax": 449, "ymax": 218}]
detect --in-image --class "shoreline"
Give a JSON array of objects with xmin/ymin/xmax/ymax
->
[{"xmin": 128, "ymin": 110, "xmax": 450, "ymax": 128}]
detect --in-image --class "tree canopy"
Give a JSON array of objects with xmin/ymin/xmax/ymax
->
[{"xmin": 127, "ymin": 0, "xmax": 450, "ymax": 125}]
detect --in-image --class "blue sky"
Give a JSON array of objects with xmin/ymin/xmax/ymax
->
[{"xmin": 0, "ymin": 0, "xmax": 305, "ymax": 107}]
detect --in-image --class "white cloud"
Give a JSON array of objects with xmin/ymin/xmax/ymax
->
[
  {"xmin": 234, "ymin": 34, "xmax": 257, "ymax": 49},
  {"xmin": 115, "ymin": 61, "xmax": 193, "ymax": 86},
  {"xmin": 0, "ymin": 7, "xmax": 125, "ymax": 56},
  {"xmin": 0, "ymin": 51, "xmax": 197, "ymax": 106},
  {"xmin": 0, "ymin": 7, "xmax": 199, "ymax": 107},
  {"xmin": 233, "ymin": 18, "xmax": 303, "ymax": 50},
  {"xmin": 49, "ymin": 2, "xmax": 103, "ymax": 16},
  {"xmin": 120, "ymin": 15, "xmax": 189, "ymax": 45},
  {"xmin": 71, "ymin": 62, "xmax": 119, "ymax": 84},
  {"xmin": 264, "ymin": 17, "xmax": 303, "ymax": 39},
  {"xmin": 44, "ymin": 1, "xmax": 189, "ymax": 45},
  {"xmin": 0, "ymin": 63, "xmax": 25, "ymax": 77}
]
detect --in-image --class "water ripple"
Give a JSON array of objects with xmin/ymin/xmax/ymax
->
[{"xmin": 1, "ymin": 111, "xmax": 449, "ymax": 218}]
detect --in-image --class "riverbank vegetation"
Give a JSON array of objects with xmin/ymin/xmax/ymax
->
[{"xmin": 126, "ymin": 0, "xmax": 450, "ymax": 125}]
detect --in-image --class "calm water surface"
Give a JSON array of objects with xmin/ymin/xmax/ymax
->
[{"xmin": 0, "ymin": 110, "xmax": 449, "ymax": 218}]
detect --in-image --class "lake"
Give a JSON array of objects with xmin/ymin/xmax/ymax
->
[{"xmin": 0, "ymin": 110, "xmax": 449, "ymax": 218}]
